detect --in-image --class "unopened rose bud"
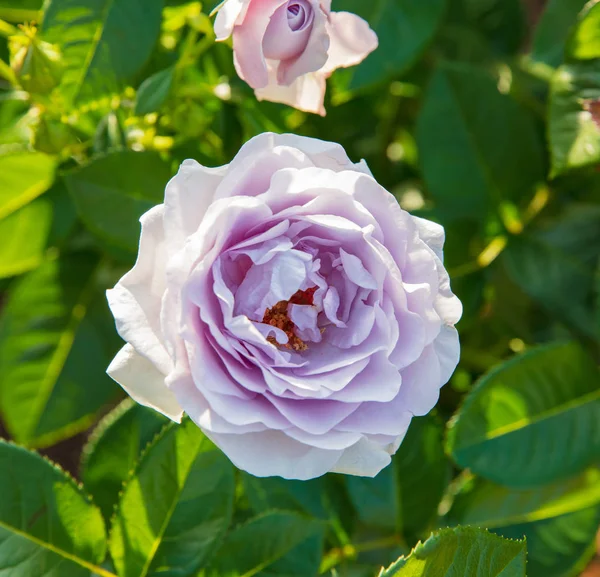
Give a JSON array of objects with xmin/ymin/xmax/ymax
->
[{"xmin": 10, "ymin": 27, "xmax": 63, "ymax": 95}]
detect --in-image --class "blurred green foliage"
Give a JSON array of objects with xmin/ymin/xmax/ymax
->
[{"xmin": 0, "ymin": 0, "xmax": 598, "ymax": 576}]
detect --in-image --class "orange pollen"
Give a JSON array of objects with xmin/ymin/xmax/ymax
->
[{"xmin": 262, "ymin": 287, "xmax": 318, "ymax": 351}]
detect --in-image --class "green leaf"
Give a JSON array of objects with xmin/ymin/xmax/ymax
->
[
  {"xmin": 0, "ymin": 253, "xmax": 120, "ymax": 448},
  {"xmin": 501, "ymin": 508, "xmax": 600, "ymax": 577},
  {"xmin": 460, "ymin": 0, "xmax": 526, "ymax": 56},
  {"xmin": 567, "ymin": 1, "xmax": 600, "ymax": 60},
  {"xmin": 416, "ymin": 62, "xmax": 544, "ymax": 220},
  {"xmin": 0, "ymin": 440, "xmax": 108, "ymax": 577},
  {"xmin": 242, "ymin": 474, "xmax": 329, "ymax": 520},
  {"xmin": 82, "ymin": 399, "xmax": 168, "ymax": 522},
  {"xmin": 64, "ymin": 151, "xmax": 171, "ymax": 252},
  {"xmin": 40, "ymin": 0, "xmax": 163, "ymax": 103},
  {"xmin": 447, "ymin": 468, "xmax": 600, "ymax": 529},
  {"xmin": 447, "ymin": 342, "xmax": 600, "ymax": 487},
  {"xmin": 109, "ymin": 419, "xmax": 235, "ymax": 577},
  {"xmin": 0, "ymin": 196, "xmax": 52, "ymax": 278},
  {"xmin": 530, "ymin": 0, "xmax": 588, "ymax": 66},
  {"xmin": 0, "ymin": 151, "xmax": 56, "ymax": 220},
  {"xmin": 335, "ymin": 0, "xmax": 446, "ymax": 90},
  {"xmin": 379, "ymin": 526, "xmax": 526, "ymax": 577},
  {"xmin": 548, "ymin": 61, "xmax": 600, "ymax": 177},
  {"xmin": 503, "ymin": 205, "xmax": 600, "ymax": 338},
  {"xmin": 345, "ymin": 415, "xmax": 450, "ymax": 539},
  {"xmin": 135, "ymin": 67, "xmax": 175, "ymax": 116},
  {"xmin": 0, "ymin": 0, "xmax": 41, "ymax": 22},
  {"xmin": 447, "ymin": 469, "xmax": 600, "ymax": 577},
  {"xmin": 205, "ymin": 511, "xmax": 325, "ymax": 577}
]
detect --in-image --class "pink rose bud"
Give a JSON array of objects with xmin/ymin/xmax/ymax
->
[
  {"xmin": 213, "ymin": 0, "xmax": 378, "ymax": 115},
  {"xmin": 106, "ymin": 133, "xmax": 462, "ymax": 480}
]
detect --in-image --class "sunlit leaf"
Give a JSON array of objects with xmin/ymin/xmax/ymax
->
[
  {"xmin": 110, "ymin": 419, "xmax": 235, "ymax": 577},
  {"xmin": 0, "ymin": 440, "xmax": 107, "ymax": 577},
  {"xmin": 447, "ymin": 342, "xmax": 600, "ymax": 487},
  {"xmin": 379, "ymin": 526, "xmax": 526, "ymax": 577}
]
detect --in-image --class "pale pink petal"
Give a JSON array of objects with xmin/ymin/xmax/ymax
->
[
  {"xmin": 108, "ymin": 344, "xmax": 183, "ymax": 422},
  {"xmin": 332, "ymin": 437, "xmax": 393, "ymax": 478},
  {"xmin": 232, "ymin": 0, "xmax": 287, "ymax": 88},
  {"xmin": 255, "ymin": 68, "xmax": 327, "ymax": 116},
  {"xmin": 107, "ymin": 205, "xmax": 172, "ymax": 375},
  {"xmin": 323, "ymin": 11, "xmax": 378, "ymax": 74},
  {"xmin": 214, "ymin": 0, "xmax": 251, "ymax": 40}
]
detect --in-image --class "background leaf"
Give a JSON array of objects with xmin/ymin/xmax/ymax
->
[
  {"xmin": 0, "ymin": 253, "xmax": 120, "ymax": 447},
  {"xmin": 81, "ymin": 399, "xmax": 168, "ymax": 522},
  {"xmin": 548, "ymin": 61, "xmax": 600, "ymax": 177},
  {"xmin": 0, "ymin": 440, "xmax": 107, "ymax": 576},
  {"xmin": 447, "ymin": 342, "xmax": 600, "ymax": 488},
  {"xmin": 0, "ymin": 151, "xmax": 56, "ymax": 220},
  {"xmin": 416, "ymin": 62, "xmax": 544, "ymax": 220},
  {"xmin": 0, "ymin": 197, "xmax": 52, "ymax": 278},
  {"xmin": 205, "ymin": 511, "xmax": 325, "ymax": 577},
  {"xmin": 40, "ymin": 0, "xmax": 164, "ymax": 103},
  {"xmin": 336, "ymin": 0, "xmax": 447, "ymax": 90},
  {"xmin": 64, "ymin": 151, "xmax": 171, "ymax": 252},
  {"xmin": 109, "ymin": 419, "xmax": 235, "ymax": 577},
  {"xmin": 529, "ymin": 0, "xmax": 588, "ymax": 66},
  {"xmin": 446, "ymin": 468, "xmax": 600, "ymax": 577},
  {"xmin": 380, "ymin": 526, "xmax": 526, "ymax": 577}
]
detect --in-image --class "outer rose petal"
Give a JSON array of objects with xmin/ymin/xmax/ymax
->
[
  {"xmin": 232, "ymin": 0, "xmax": 287, "ymax": 89},
  {"xmin": 163, "ymin": 159, "xmax": 228, "ymax": 252},
  {"xmin": 214, "ymin": 0, "xmax": 251, "ymax": 40},
  {"xmin": 323, "ymin": 11, "xmax": 378, "ymax": 74},
  {"xmin": 108, "ymin": 344, "xmax": 183, "ymax": 422},
  {"xmin": 208, "ymin": 429, "xmax": 345, "ymax": 480},
  {"xmin": 255, "ymin": 68, "xmax": 327, "ymax": 116},
  {"xmin": 332, "ymin": 436, "xmax": 397, "ymax": 477},
  {"xmin": 106, "ymin": 205, "xmax": 172, "ymax": 375}
]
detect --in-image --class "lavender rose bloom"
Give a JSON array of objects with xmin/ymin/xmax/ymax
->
[
  {"xmin": 107, "ymin": 133, "xmax": 462, "ymax": 480},
  {"xmin": 213, "ymin": 0, "xmax": 378, "ymax": 115}
]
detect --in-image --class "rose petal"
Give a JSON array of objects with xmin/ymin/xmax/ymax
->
[{"xmin": 108, "ymin": 344, "xmax": 183, "ymax": 422}]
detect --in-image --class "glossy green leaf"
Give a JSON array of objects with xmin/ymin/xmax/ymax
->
[
  {"xmin": 0, "ymin": 151, "xmax": 56, "ymax": 220},
  {"xmin": 447, "ymin": 468, "xmax": 600, "ymax": 529},
  {"xmin": 0, "ymin": 0, "xmax": 41, "ymax": 22},
  {"xmin": 40, "ymin": 0, "xmax": 163, "ymax": 103},
  {"xmin": 109, "ymin": 419, "xmax": 235, "ymax": 577},
  {"xmin": 0, "ymin": 440, "xmax": 108, "ymax": 577},
  {"xmin": 548, "ymin": 61, "xmax": 600, "ymax": 177},
  {"xmin": 460, "ymin": 0, "xmax": 526, "ymax": 56},
  {"xmin": 81, "ymin": 399, "xmax": 168, "ymax": 522},
  {"xmin": 447, "ymin": 342, "xmax": 600, "ymax": 487},
  {"xmin": 135, "ymin": 67, "xmax": 175, "ymax": 116},
  {"xmin": 0, "ymin": 253, "xmax": 120, "ymax": 448},
  {"xmin": 379, "ymin": 526, "xmax": 526, "ymax": 577},
  {"xmin": 447, "ymin": 469, "xmax": 600, "ymax": 577},
  {"xmin": 336, "ymin": 0, "xmax": 446, "ymax": 90},
  {"xmin": 416, "ymin": 62, "xmax": 544, "ymax": 219},
  {"xmin": 567, "ymin": 1, "xmax": 600, "ymax": 60},
  {"xmin": 345, "ymin": 415, "xmax": 450, "ymax": 539},
  {"xmin": 530, "ymin": 0, "xmax": 587, "ymax": 66},
  {"xmin": 205, "ymin": 511, "xmax": 325, "ymax": 577},
  {"xmin": 0, "ymin": 196, "xmax": 51, "ymax": 278},
  {"xmin": 243, "ymin": 474, "xmax": 329, "ymax": 519},
  {"xmin": 64, "ymin": 151, "xmax": 171, "ymax": 252},
  {"xmin": 503, "ymin": 205, "xmax": 600, "ymax": 338}
]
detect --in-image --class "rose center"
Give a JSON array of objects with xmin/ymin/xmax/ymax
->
[
  {"xmin": 262, "ymin": 287, "xmax": 318, "ymax": 351},
  {"xmin": 286, "ymin": 1, "xmax": 310, "ymax": 32}
]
